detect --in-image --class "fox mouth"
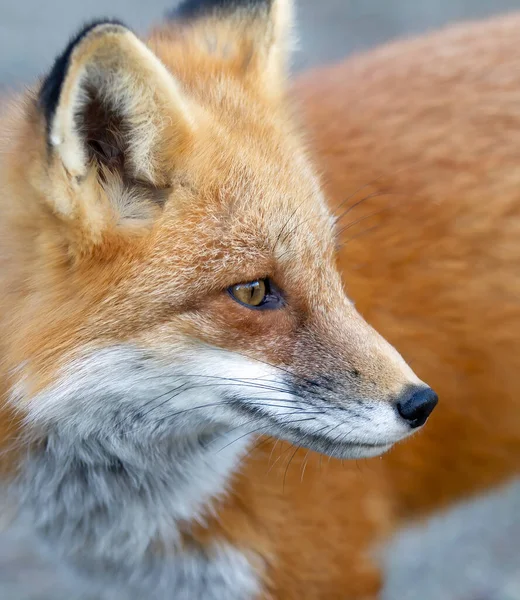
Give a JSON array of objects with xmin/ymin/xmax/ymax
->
[
  {"xmin": 271, "ymin": 423, "xmax": 395, "ymax": 459},
  {"xmin": 229, "ymin": 403, "xmax": 399, "ymax": 460}
]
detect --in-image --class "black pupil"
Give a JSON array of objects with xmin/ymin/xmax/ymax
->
[{"xmin": 250, "ymin": 282, "xmax": 260, "ymax": 300}]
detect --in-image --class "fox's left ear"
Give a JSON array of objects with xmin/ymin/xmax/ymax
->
[
  {"xmin": 171, "ymin": 0, "xmax": 295, "ymax": 97},
  {"xmin": 38, "ymin": 20, "xmax": 194, "ymax": 230}
]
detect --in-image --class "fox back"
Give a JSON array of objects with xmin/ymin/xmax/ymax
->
[
  {"xmin": 294, "ymin": 12, "xmax": 520, "ymax": 516},
  {"xmin": 0, "ymin": 1, "xmax": 435, "ymax": 599}
]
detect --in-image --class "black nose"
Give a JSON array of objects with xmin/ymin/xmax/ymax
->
[{"xmin": 397, "ymin": 387, "xmax": 438, "ymax": 428}]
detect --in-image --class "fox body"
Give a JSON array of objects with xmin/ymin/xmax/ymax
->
[{"xmin": 0, "ymin": 1, "xmax": 516, "ymax": 598}]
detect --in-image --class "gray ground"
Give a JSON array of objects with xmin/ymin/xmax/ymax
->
[
  {"xmin": 383, "ymin": 480, "xmax": 520, "ymax": 600},
  {"xmin": 0, "ymin": 0, "xmax": 519, "ymax": 598}
]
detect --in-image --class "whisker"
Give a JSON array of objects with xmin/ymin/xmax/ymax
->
[
  {"xmin": 336, "ymin": 225, "xmax": 380, "ymax": 250},
  {"xmin": 267, "ymin": 438, "xmax": 282, "ymax": 470},
  {"xmin": 328, "ymin": 422, "xmax": 360, "ymax": 457},
  {"xmin": 332, "ymin": 163, "xmax": 415, "ymax": 217},
  {"xmin": 335, "ymin": 206, "xmax": 391, "ymax": 239},
  {"xmin": 335, "ymin": 190, "xmax": 394, "ymax": 224},
  {"xmin": 332, "ymin": 174, "xmax": 392, "ymax": 216},
  {"xmin": 121, "ymin": 400, "xmax": 227, "ymax": 436},
  {"xmin": 272, "ymin": 200, "xmax": 313, "ymax": 253},
  {"xmin": 283, "ymin": 444, "xmax": 301, "ymax": 492},
  {"xmin": 300, "ymin": 447, "xmax": 313, "ymax": 483},
  {"xmin": 126, "ymin": 399, "xmax": 320, "ymax": 438},
  {"xmin": 245, "ymin": 401, "xmax": 305, "ymax": 410},
  {"xmin": 115, "ymin": 376, "xmax": 304, "ymax": 434},
  {"xmin": 267, "ymin": 439, "xmax": 296, "ymax": 474},
  {"xmin": 265, "ymin": 419, "xmax": 332, "ymax": 475},
  {"xmin": 274, "ymin": 170, "xmax": 408, "ymax": 256},
  {"xmin": 179, "ymin": 375, "xmax": 296, "ymax": 393},
  {"xmin": 243, "ymin": 434, "xmax": 275, "ymax": 459},
  {"xmin": 279, "ymin": 188, "xmax": 400, "ymax": 252},
  {"xmin": 216, "ymin": 416, "xmax": 317, "ymax": 454},
  {"xmin": 266, "ymin": 422, "xmax": 324, "ymax": 474}
]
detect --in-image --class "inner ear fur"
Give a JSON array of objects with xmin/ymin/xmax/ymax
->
[{"xmin": 38, "ymin": 20, "xmax": 195, "ymax": 225}]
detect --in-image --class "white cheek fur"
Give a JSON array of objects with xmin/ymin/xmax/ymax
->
[
  {"xmin": 13, "ymin": 342, "xmax": 413, "ymax": 464},
  {"xmin": 6, "ymin": 342, "xmax": 414, "ymax": 598}
]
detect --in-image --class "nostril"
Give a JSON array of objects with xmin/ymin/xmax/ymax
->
[{"xmin": 397, "ymin": 387, "xmax": 438, "ymax": 429}]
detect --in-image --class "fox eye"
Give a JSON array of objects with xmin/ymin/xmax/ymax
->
[{"xmin": 228, "ymin": 279, "xmax": 283, "ymax": 310}]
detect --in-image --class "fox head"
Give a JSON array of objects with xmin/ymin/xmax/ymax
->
[{"xmin": 1, "ymin": 0, "xmax": 436, "ymax": 462}]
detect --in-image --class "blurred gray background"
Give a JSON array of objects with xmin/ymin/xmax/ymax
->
[
  {"xmin": 1, "ymin": 0, "xmax": 520, "ymax": 87},
  {"xmin": 1, "ymin": 1, "xmax": 520, "ymax": 599}
]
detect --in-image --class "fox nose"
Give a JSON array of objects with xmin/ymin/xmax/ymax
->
[{"xmin": 397, "ymin": 387, "xmax": 438, "ymax": 428}]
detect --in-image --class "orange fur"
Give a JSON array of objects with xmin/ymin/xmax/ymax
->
[
  {"xmin": 294, "ymin": 12, "xmax": 520, "ymax": 515},
  {"xmin": 1, "ymin": 4, "xmax": 519, "ymax": 599},
  {"xmin": 188, "ymin": 13, "xmax": 520, "ymax": 598}
]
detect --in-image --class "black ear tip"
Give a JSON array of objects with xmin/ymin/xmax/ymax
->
[
  {"xmin": 170, "ymin": 0, "xmax": 272, "ymax": 20},
  {"xmin": 39, "ymin": 18, "xmax": 130, "ymax": 132}
]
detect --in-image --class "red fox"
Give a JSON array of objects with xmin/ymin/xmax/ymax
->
[{"xmin": 0, "ymin": 1, "xmax": 517, "ymax": 598}]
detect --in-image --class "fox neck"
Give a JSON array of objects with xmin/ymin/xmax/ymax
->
[{"xmin": 11, "ymin": 425, "xmax": 252, "ymax": 574}]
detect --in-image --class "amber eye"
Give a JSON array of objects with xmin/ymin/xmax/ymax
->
[{"xmin": 228, "ymin": 278, "xmax": 283, "ymax": 310}]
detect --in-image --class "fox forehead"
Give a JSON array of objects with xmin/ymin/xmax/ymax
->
[
  {"xmin": 140, "ymin": 19, "xmax": 336, "ymax": 275},
  {"xmin": 129, "ymin": 165, "xmax": 337, "ymax": 316},
  {"xmin": 158, "ymin": 147, "xmax": 332, "ymax": 260},
  {"xmin": 135, "ymin": 106, "xmax": 336, "ymax": 292}
]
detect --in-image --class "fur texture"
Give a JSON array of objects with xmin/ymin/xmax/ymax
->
[
  {"xmin": 173, "ymin": 0, "xmax": 273, "ymax": 19},
  {"xmin": 0, "ymin": 2, "xmax": 428, "ymax": 598},
  {"xmin": 2, "ymin": 2, "xmax": 519, "ymax": 599}
]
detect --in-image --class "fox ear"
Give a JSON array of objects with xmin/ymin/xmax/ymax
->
[
  {"xmin": 38, "ymin": 20, "xmax": 194, "ymax": 226},
  {"xmin": 171, "ymin": 0, "xmax": 295, "ymax": 97}
]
